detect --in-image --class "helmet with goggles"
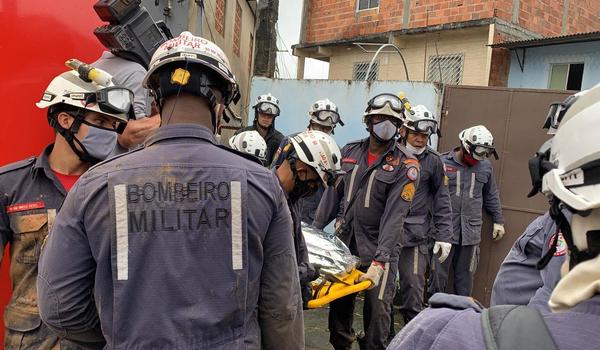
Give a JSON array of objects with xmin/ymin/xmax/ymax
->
[
  {"xmin": 459, "ymin": 125, "xmax": 498, "ymax": 160},
  {"xmin": 308, "ymin": 98, "xmax": 344, "ymax": 129},
  {"xmin": 253, "ymin": 93, "xmax": 280, "ymax": 117},
  {"xmin": 36, "ymin": 70, "xmax": 133, "ymax": 130},
  {"xmin": 544, "ymin": 90, "xmax": 589, "ymax": 135},
  {"xmin": 541, "ymin": 83, "xmax": 600, "ymax": 270},
  {"xmin": 403, "ymin": 104, "xmax": 438, "ymax": 135},
  {"xmin": 363, "ymin": 93, "xmax": 405, "ymax": 124}
]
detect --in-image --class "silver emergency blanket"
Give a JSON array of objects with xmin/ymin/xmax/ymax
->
[{"xmin": 302, "ymin": 222, "xmax": 359, "ymax": 279}]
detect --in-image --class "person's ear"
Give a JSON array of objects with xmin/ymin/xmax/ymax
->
[{"xmin": 56, "ymin": 112, "xmax": 74, "ymax": 130}]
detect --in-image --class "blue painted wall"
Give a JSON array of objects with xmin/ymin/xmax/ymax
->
[
  {"xmin": 507, "ymin": 41, "xmax": 600, "ymax": 90},
  {"xmin": 249, "ymin": 78, "xmax": 443, "ymax": 149}
]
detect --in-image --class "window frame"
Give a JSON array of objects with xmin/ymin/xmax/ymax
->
[
  {"xmin": 548, "ymin": 62, "xmax": 585, "ymax": 91},
  {"xmin": 356, "ymin": 0, "xmax": 379, "ymax": 12}
]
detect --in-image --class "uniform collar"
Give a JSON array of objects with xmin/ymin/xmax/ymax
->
[
  {"xmin": 33, "ymin": 144, "xmax": 54, "ymax": 172},
  {"xmin": 144, "ymin": 124, "xmax": 218, "ymax": 147},
  {"xmin": 33, "ymin": 144, "xmax": 68, "ymax": 195}
]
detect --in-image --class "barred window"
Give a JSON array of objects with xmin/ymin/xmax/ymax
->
[
  {"xmin": 353, "ymin": 61, "xmax": 379, "ymax": 81},
  {"xmin": 427, "ymin": 54, "xmax": 464, "ymax": 85}
]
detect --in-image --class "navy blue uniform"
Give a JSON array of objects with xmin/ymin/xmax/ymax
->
[
  {"xmin": 0, "ymin": 146, "xmax": 91, "ymax": 349},
  {"xmin": 314, "ymin": 138, "xmax": 419, "ymax": 350},
  {"xmin": 429, "ymin": 149, "xmax": 503, "ymax": 296},
  {"xmin": 37, "ymin": 125, "xmax": 304, "ymax": 349}
]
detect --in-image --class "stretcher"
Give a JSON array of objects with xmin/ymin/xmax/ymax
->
[{"xmin": 302, "ymin": 223, "xmax": 373, "ymax": 309}]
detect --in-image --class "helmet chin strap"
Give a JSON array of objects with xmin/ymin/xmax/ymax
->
[
  {"xmin": 547, "ymin": 199, "xmax": 597, "ymax": 270},
  {"xmin": 48, "ymin": 111, "xmax": 100, "ymax": 164}
]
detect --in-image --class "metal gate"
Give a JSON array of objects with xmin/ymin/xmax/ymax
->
[{"xmin": 438, "ymin": 85, "xmax": 572, "ymax": 305}]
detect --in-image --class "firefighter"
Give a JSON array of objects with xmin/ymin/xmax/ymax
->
[
  {"xmin": 235, "ymin": 93, "xmax": 284, "ymax": 167},
  {"xmin": 37, "ymin": 32, "xmax": 304, "ymax": 349},
  {"xmin": 1, "ymin": 67, "xmax": 132, "ymax": 349},
  {"xmin": 394, "ymin": 105, "xmax": 452, "ymax": 323},
  {"xmin": 313, "ymin": 93, "xmax": 420, "ymax": 350},
  {"xmin": 428, "ymin": 125, "xmax": 504, "ymax": 297},
  {"xmin": 297, "ymin": 98, "xmax": 345, "ymax": 223},
  {"xmin": 388, "ymin": 82, "xmax": 600, "ymax": 350},
  {"xmin": 272, "ymin": 130, "xmax": 343, "ymax": 307}
]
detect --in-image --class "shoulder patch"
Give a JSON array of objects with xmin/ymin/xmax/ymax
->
[
  {"xmin": 403, "ymin": 158, "xmax": 420, "ymax": 168},
  {"xmin": 401, "ymin": 182, "xmax": 416, "ymax": 201},
  {"xmin": 0, "ymin": 157, "xmax": 35, "ymax": 175},
  {"xmin": 549, "ymin": 232, "xmax": 567, "ymax": 257},
  {"xmin": 407, "ymin": 167, "xmax": 419, "ymax": 181}
]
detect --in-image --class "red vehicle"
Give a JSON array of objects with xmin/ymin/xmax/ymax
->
[{"xmin": 0, "ymin": 1, "xmax": 105, "ymax": 343}]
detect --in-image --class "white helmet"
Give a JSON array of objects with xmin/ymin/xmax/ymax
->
[
  {"xmin": 229, "ymin": 130, "xmax": 267, "ymax": 161},
  {"xmin": 459, "ymin": 125, "xmax": 498, "ymax": 160},
  {"xmin": 542, "ymin": 84, "xmax": 600, "ymax": 212},
  {"xmin": 36, "ymin": 69, "xmax": 132, "ymax": 124},
  {"xmin": 143, "ymin": 31, "xmax": 240, "ymax": 106},
  {"xmin": 253, "ymin": 93, "xmax": 280, "ymax": 116},
  {"xmin": 403, "ymin": 105, "xmax": 438, "ymax": 135},
  {"xmin": 290, "ymin": 130, "xmax": 343, "ymax": 186},
  {"xmin": 308, "ymin": 98, "xmax": 344, "ymax": 128},
  {"xmin": 363, "ymin": 93, "xmax": 405, "ymax": 123}
]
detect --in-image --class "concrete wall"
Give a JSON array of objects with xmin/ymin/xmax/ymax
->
[
  {"xmin": 248, "ymin": 77, "xmax": 443, "ymax": 148},
  {"xmin": 203, "ymin": 0, "xmax": 256, "ymax": 122},
  {"xmin": 328, "ymin": 26, "xmax": 491, "ymax": 86},
  {"xmin": 143, "ymin": 0, "xmax": 256, "ymax": 122},
  {"xmin": 507, "ymin": 41, "xmax": 600, "ymax": 90}
]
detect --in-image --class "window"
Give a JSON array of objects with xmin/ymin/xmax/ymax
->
[
  {"xmin": 215, "ymin": 0, "xmax": 226, "ymax": 37},
  {"xmin": 549, "ymin": 63, "xmax": 584, "ymax": 91},
  {"xmin": 233, "ymin": 1, "xmax": 242, "ymax": 56},
  {"xmin": 357, "ymin": 0, "xmax": 379, "ymax": 11},
  {"xmin": 353, "ymin": 61, "xmax": 379, "ymax": 81},
  {"xmin": 427, "ymin": 54, "xmax": 464, "ymax": 85}
]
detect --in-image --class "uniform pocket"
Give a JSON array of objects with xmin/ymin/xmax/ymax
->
[{"xmin": 9, "ymin": 213, "xmax": 48, "ymax": 265}]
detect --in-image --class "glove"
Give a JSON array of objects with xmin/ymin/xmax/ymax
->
[
  {"xmin": 359, "ymin": 261, "xmax": 385, "ymax": 289},
  {"xmin": 433, "ymin": 241, "xmax": 452, "ymax": 263},
  {"xmin": 492, "ymin": 223, "xmax": 505, "ymax": 241}
]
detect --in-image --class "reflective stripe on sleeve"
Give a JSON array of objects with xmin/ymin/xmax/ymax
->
[
  {"xmin": 231, "ymin": 181, "xmax": 243, "ymax": 270},
  {"xmin": 114, "ymin": 184, "xmax": 129, "ymax": 281}
]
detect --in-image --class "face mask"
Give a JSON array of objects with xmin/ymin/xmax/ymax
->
[
  {"xmin": 80, "ymin": 126, "xmax": 118, "ymax": 161},
  {"xmin": 463, "ymin": 152, "xmax": 479, "ymax": 167},
  {"xmin": 406, "ymin": 142, "xmax": 426, "ymax": 155},
  {"xmin": 371, "ymin": 120, "xmax": 397, "ymax": 142}
]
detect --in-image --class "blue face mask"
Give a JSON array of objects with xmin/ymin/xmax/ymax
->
[{"xmin": 80, "ymin": 126, "xmax": 118, "ymax": 161}]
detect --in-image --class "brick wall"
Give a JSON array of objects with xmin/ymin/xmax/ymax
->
[{"xmin": 303, "ymin": 0, "xmax": 600, "ymax": 45}]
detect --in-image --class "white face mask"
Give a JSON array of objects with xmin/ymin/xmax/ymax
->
[
  {"xmin": 372, "ymin": 120, "xmax": 397, "ymax": 142},
  {"xmin": 406, "ymin": 142, "xmax": 426, "ymax": 155}
]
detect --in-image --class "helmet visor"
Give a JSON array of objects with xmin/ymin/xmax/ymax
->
[
  {"xmin": 367, "ymin": 93, "xmax": 403, "ymax": 113},
  {"xmin": 257, "ymin": 102, "xmax": 280, "ymax": 116}
]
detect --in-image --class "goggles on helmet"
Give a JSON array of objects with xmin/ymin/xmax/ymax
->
[
  {"xmin": 406, "ymin": 119, "xmax": 438, "ymax": 135},
  {"xmin": 543, "ymin": 102, "xmax": 567, "ymax": 131},
  {"xmin": 66, "ymin": 86, "xmax": 134, "ymax": 117},
  {"xmin": 256, "ymin": 102, "xmax": 280, "ymax": 116},
  {"xmin": 315, "ymin": 110, "xmax": 344, "ymax": 126},
  {"xmin": 466, "ymin": 142, "xmax": 498, "ymax": 160},
  {"xmin": 366, "ymin": 93, "xmax": 404, "ymax": 113}
]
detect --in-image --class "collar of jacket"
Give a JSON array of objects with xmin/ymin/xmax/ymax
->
[
  {"xmin": 32, "ymin": 143, "xmax": 68, "ymax": 195},
  {"xmin": 144, "ymin": 124, "xmax": 218, "ymax": 147}
]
